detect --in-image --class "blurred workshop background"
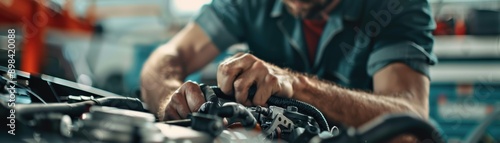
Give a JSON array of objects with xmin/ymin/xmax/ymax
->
[{"xmin": 0, "ymin": 0, "xmax": 499, "ymax": 142}]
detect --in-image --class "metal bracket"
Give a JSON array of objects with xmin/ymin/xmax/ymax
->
[{"xmin": 262, "ymin": 113, "xmax": 295, "ymax": 135}]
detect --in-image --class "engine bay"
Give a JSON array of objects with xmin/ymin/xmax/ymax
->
[{"xmin": 0, "ymin": 68, "xmax": 450, "ymax": 143}]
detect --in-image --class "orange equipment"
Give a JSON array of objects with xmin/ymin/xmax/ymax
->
[{"xmin": 0, "ymin": 0, "xmax": 95, "ymax": 74}]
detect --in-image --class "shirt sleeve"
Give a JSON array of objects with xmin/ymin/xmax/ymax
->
[
  {"xmin": 366, "ymin": 0, "xmax": 438, "ymax": 79},
  {"xmin": 193, "ymin": 0, "xmax": 247, "ymax": 52}
]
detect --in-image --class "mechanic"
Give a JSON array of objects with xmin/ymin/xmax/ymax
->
[{"xmin": 141, "ymin": 0, "xmax": 437, "ymax": 138}]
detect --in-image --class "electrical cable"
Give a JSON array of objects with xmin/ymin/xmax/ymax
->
[
  {"xmin": 1, "ymin": 76, "xmax": 47, "ymax": 104},
  {"xmin": 266, "ymin": 96, "xmax": 330, "ymax": 132},
  {"xmin": 208, "ymin": 86, "xmax": 330, "ymax": 132},
  {"xmin": 47, "ymin": 81, "xmax": 61, "ymax": 102}
]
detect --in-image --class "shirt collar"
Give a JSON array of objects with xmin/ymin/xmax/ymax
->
[
  {"xmin": 270, "ymin": 0, "xmax": 283, "ymax": 18},
  {"xmin": 270, "ymin": 0, "xmax": 363, "ymax": 21}
]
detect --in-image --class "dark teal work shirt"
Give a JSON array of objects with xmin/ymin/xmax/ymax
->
[{"xmin": 194, "ymin": 0, "xmax": 438, "ymax": 91}]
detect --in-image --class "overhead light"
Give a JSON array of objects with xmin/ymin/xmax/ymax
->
[{"xmin": 171, "ymin": 0, "xmax": 212, "ymax": 15}]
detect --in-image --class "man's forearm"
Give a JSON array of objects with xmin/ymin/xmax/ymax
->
[
  {"xmin": 140, "ymin": 46, "xmax": 186, "ymax": 119},
  {"xmin": 292, "ymin": 75, "xmax": 424, "ymax": 127}
]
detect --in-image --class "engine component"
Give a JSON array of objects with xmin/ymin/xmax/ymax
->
[
  {"xmin": 14, "ymin": 97, "xmax": 147, "ymax": 122},
  {"xmin": 293, "ymin": 125, "xmax": 320, "ymax": 143},
  {"xmin": 0, "ymin": 71, "xmax": 449, "ymax": 143},
  {"xmin": 315, "ymin": 114, "xmax": 446, "ymax": 143},
  {"xmin": 77, "ymin": 106, "xmax": 164, "ymax": 143},
  {"xmin": 205, "ymin": 85, "xmax": 330, "ymax": 132},
  {"xmin": 190, "ymin": 112, "xmax": 224, "ymax": 137},
  {"xmin": 31, "ymin": 113, "xmax": 73, "ymax": 138},
  {"xmin": 218, "ymin": 102, "xmax": 258, "ymax": 129}
]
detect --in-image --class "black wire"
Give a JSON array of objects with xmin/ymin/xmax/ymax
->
[
  {"xmin": 47, "ymin": 81, "xmax": 61, "ymax": 102},
  {"xmin": 1, "ymin": 76, "xmax": 47, "ymax": 104},
  {"xmin": 267, "ymin": 96, "xmax": 330, "ymax": 132},
  {"xmin": 25, "ymin": 89, "xmax": 47, "ymax": 104},
  {"xmin": 210, "ymin": 86, "xmax": 330, "ymax": 132}
]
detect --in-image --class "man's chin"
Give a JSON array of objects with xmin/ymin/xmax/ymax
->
[
  {"xmin": 294, "ymin": 8, "xmax": 323, "ymax": 19},
  {"xmin": 297, "ymin": 13, "xmax": 307, "ymax": 18},
  {"xmin": 294, "ymin": 11, "xmax": 312, "ymax": 18}
]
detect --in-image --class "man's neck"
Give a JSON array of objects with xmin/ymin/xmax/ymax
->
[{"xmin": 287, "ymin": 0, "xmax": 341, "ymax": 20}]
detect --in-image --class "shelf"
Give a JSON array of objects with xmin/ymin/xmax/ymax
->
[
  {"xmin": 429, "ymin": 0, "xmax": 500, "ymax": 4},
  {"xmin": 433, "ymin": 35, "xmax": 500, "ymax": 59},
  {"xmin": 430, "ymin": 62, "xmax": 500, "ymax": 83}
]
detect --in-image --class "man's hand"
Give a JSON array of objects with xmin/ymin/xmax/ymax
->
[
  {"xmin": 140, "ymin": 22, "xmax": 219, "ymax": 120},
  {"xmin": 217, "ymin": 53, "xmax": 296, "ymax": 106},
  {"xmin": 163, "ymin": 81, "xmax": 206, "ymax": 120}
]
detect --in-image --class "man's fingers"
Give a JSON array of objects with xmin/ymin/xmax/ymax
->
[
  {"xmin": 233, "ymin": 73, "xmax": 254, "ymax": 106},
  {"xmin": 182, "ymin": 82, "xmax": 205, "ymax": 112},
  {"xmin": 165, "ymin": 106, "xmax": 181, "ymax": 120},
  {"xmin": 168, "ymin": 88, "xmax": 192, "ymax": 119},
  {"xmin": 217, "ymin": 53, "xmax": 257, "ymax": 95},
  {"xmin": 231, "ymin": 52, "xmax": 247, "ymax": 58},
  {"xmin": 163, "ymin": 81, "xmax": 204, "ymax": 121},
  {"xmin": 253, "ymin": 75, "xmax": 276, "ymax": 106},
  {"xmin": 216, "ymin": 53, "xmax": 289, "ymax": 106},
  {"xmin": 175, "ymin": 105, "xmax": 191, "ymax": 119},
  {"xmin": 233, "ymin": 61, "xmax": 271, "ymax": 106}
]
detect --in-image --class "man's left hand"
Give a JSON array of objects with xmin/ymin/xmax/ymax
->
[{"xmin": 217, "ymin": 53, "xmax": 296, "ymax": 106}]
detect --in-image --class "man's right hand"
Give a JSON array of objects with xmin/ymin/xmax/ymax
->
[
  {"xmin": 164, "ymin": 81, "xmax": 206, "ymax": 120},
  {"xmin": 140, "ymin": 22, "xmax": 219, "ymax": 120}
]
